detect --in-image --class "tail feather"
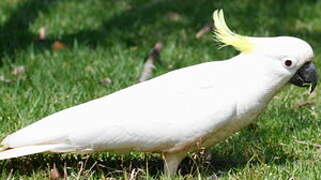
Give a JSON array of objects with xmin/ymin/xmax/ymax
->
[{"xmin": 0, "ymin": 144, "xmax": 75, "ymax": 160}]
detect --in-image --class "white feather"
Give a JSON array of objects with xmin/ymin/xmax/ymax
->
[
  {"xmin": 0, "ymin": 144, "xmax": 75, "ymax": 160},
  {"xmin": 0, "ymin": 10, "xmax": 315, "ymax": 176},
  {"xmin": 1, "ymin": 54, "xmax": 290, "ymax": 156}
]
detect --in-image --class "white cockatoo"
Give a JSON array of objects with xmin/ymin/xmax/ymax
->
[{"xmin": 0, "ymin": 10, "xmax": 317, "ymax": 175}]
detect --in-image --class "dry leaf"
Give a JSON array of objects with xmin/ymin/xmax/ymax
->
[
  {"xmin": 295, "ymin": 140, "xmax": 321, "ymax": 148},
  {"xmin": 139, "ymin": 60, "xmax": 154, "ymax": 82},
  {"xmin": 52, "ymin": 41, "xmax": 65, "ymax": 51},
  {"xmin": 85, "ymin": 65, "xmax": 95, "ymax": 73},
  {"xmin": 166, "ymin": 12, "xmax": 182, "ymax": 21},
  {"xmin": 297, "ymin": 101, "xmax": 315, "ymax": 108},
  {"xmin": 154, "ymin": 42, "xmax": 162, "ymax": 52},
  {"xmin": 100, "ymin": 77, "xmax": 112, "ymax": 85},
  {"xmin": 195, "ymin": 24, "xmax": 213, "ymax": 39},
  {"xmin": 49, "ymin": 164, "xmax": 61, "ymax": 180},
  {"xmin": 39, "ymin": 26, "xmax": 46, "ymax": 40},
  {"xmin": 139, "ymin": 42, "xmax": 163, "ymax": 82},
  {"xmin": 11, "ymin": 66, "xmax": 25, "ymax": 76},
  {"xmin": 0, "ymin": 75, "xmax": 12, "ymax": 83},
  {"xmin": 130, "ymin": 46, "xmax": 138, "ymax": 51}
]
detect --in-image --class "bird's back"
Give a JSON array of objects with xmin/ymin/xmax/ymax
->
[{"xmin": 2, "ymin": 60, "xmax": 238, "ymax": 153}]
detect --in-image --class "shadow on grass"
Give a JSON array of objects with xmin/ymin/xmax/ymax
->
[
  {"xmin": 0, "ymin": 0, "xmax": 320, "ymax": 178},
  {"xmin": 0, "ymin": 153, "xmax": 163, "ymax": 177},
  {"xmin": 55, "ymin": 0, "xmax": 321, "ymax": 50},
  {"xmin": 0, "ymin": 0, "xmax": 65, "ymax": 63},
  {"xmin": 0, "ymin": 0, "xmax": 320, "ymax": 64},
  {"xmin": 0, "ymin": 103, "xmax": 315, "ymax": 178}
]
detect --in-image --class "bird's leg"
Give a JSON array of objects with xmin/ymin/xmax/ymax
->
[{"xmin": 162, "ymin": 151, "xmax": 187, "ymax": 176}]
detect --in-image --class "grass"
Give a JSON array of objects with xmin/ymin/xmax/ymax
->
[{"xmin": 0, "ymin": 0, "xmax": 321, "ymax": 179}]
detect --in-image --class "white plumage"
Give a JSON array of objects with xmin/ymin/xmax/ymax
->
[{"xmin": 0, "ymin": 10, "xmax": 316, "ymax": 175}]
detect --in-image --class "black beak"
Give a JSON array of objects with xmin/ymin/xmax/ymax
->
[{"xmin": 289, "ymin": 62, "xmax": 318, "ymax": 93}]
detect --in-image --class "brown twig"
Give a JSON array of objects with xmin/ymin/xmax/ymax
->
[
  {"xmin": 297, "ymin": 101, "xmax": 315, "ymax": 108},
  {"xmin": 195, "ymin": 24, "xmax": 213, "ymax": 39},
  {"xmin": 295, "ymin": 140, "xmax": 321, "ymax": 148},
  {"xmin": 139, "ymin": 42, "xmax": 163, "ymax": 82}
]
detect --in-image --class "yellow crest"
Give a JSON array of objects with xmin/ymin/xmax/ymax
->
[{"xmin": 213, "ymin": 10, "xmax": 254, "ymax": 53}]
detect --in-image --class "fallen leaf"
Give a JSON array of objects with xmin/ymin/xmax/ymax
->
[
  {"xmin": 52, "ymin": 41, "xmax": 65, "ymax": 51},
  {"xmin": 11, "ymin": 66, "xmax": 25, "ymax": 76},
  {"xmin": 139, "ymin": 42, "xmax": 163, "ymax": 82},
  {"xmin": 195, "ymin": 24, "xmax": 213, "ymax": 39},
  {"xmin": 295, "ymin": 140, "xmax": 321, "ymax": 148},
  {"xmin": 166, "ymin": 12, "xmax": 182, "ymax": 21},
  {"xmin": 39, "ymin": 26, "xmax": 46, "ymax": 40},
  {"xmin": 100, "ymin": 77, "xmax": 112, "ymax": 85},
  {"xmin": 297, "ymin": 101, "xmax": 315, "ymax": 108},
  {"xmin": 154, "ymin": 42, "xmax": 162, "ymax": 52},
  {"xmin": 0, "ymin": 75, "xmax": 12, "ymax": 83},
  {"xmin": 130, "ymin": 46, "xmax": 138, "ymax": 51},
  {"xmin": 85, "ymin": 65, "xmax": 95, "ymax": 73}
]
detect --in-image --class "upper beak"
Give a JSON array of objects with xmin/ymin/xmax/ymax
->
[{"xmin": 289, "ymin": 62, "xmax": 318, "ymax": 93}]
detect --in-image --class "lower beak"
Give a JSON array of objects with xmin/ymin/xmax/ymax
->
[{"xmin": 289, "ymin": 62, "xmax": 318, "ymax": 93}]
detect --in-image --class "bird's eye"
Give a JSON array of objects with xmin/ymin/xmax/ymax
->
[{"xmin": 284, "ymin": 60, "xmax": 292, "ymax": 67}]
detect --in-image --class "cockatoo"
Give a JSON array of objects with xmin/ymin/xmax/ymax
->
[{"xmin": 0, "ymin": 10, "xmax": 317, "ymax": 176}]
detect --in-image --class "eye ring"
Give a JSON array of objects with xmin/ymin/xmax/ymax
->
[{"xmin": 284, "ymin": 60, "xmax": 292, "ymax": 67}]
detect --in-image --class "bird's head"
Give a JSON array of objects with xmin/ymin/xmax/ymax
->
[{"xmin": 213, "ymin": 10, "xmax": 317, "ymax": 93}]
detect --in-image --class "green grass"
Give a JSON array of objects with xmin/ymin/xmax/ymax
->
[{"xmin": 0, "ymin": 0, "xmax": 321, "ymax": 179}]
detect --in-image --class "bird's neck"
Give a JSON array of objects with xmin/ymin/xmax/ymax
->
[{"xmin": 231, "ymin": 54, "xmax": 290, "ymax": 121}]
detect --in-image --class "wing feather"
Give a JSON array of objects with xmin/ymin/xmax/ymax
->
[{"xmin": 1, "ymin": 61, "xmax": 237, "ymax": 153}]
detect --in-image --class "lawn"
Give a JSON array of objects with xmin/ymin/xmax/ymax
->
[{"xmin": 0, "ymin": 0, "xmax": 321, "ymax": 179}]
